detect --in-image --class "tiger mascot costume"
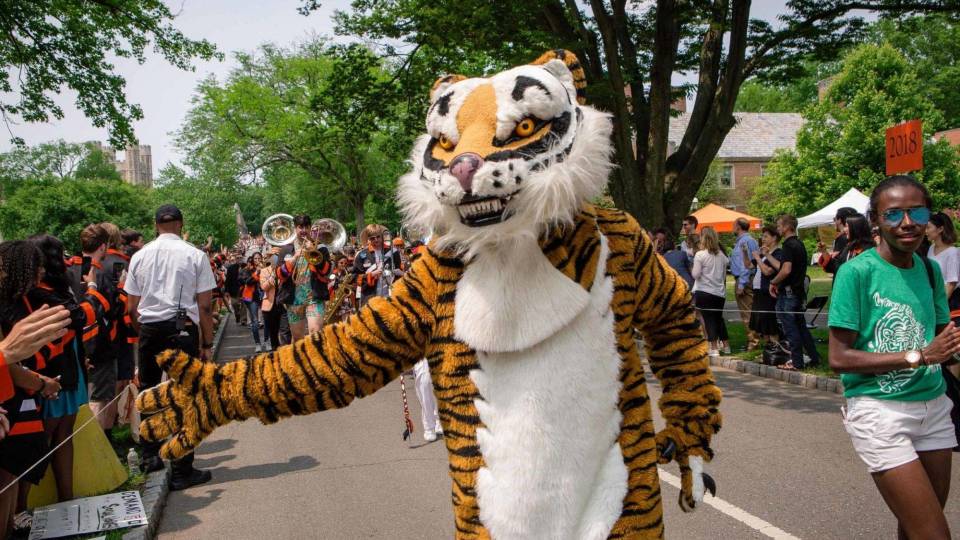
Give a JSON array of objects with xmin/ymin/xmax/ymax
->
[{"xmin": 137, "ymin": 50, "xmax": 722, "ymax": 539}]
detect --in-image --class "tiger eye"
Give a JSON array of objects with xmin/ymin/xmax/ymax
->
[
  {"xmin": 438, "ymin": 134, "xmax": 455, "ymax": 151},
  {"xmin": 515, "ymin": 118, "xmax": 536, "ymax": 138}
]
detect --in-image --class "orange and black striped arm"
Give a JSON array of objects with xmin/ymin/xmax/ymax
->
[
  {"xmin": 631, "ymin": 227, "xmax": 722, "ymax": 456},
  {"xmin": 136, "ymin": 252, "xmax": 442, "ymax": 459}
]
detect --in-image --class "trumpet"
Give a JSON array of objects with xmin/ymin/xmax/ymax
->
[{"xmin": 262, "ymin": 214, "xmax": 296, "ymax": 246}]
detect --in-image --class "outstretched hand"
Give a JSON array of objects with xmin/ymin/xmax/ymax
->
[
  {"xmin": 136, "ymin": 350, "xmax": 235, "ymax": 459},
  {"xmin": 0, "ymin": 305, "xmax": 71, "ymax": 363}
]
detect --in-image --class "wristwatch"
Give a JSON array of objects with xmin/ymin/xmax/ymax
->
[{"xmin": 905, "ymin": 350, "xmax": 923, "ymax": 368}]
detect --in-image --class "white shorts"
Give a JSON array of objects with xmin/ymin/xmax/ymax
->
[{"xmin": 843, "ymin": 393, "xmax": 957, "ymax": 473}]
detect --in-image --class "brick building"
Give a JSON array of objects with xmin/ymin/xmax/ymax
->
[
  {"xmin": 668, "ymin": 112, "xmax": 804, "ymax": 211},
  {"xmin": 90, "ymin": 141, "xmax": 154, "ymax": 188},
  {"xmin": 934, "ymin": 127, "xmax": 960, "ymax": 147}
]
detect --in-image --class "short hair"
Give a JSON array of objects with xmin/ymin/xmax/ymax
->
[
  {"xmin": 929, "ymin": 211, "xmax": 957, "ymax": 245},
  {"xmin": 99, "ymin": 222, "xmax": 122, "ymax": 250},
  {"xmin": 80, "ymin": 224, "xmax": 108, "ymax": 254},
  {"xmin": 121, "ymin": 228, "xmax": 143, "ymax": 245},
  {"xmin": 293, "ymin": 214, "xmax": 312, "ymax": 228},
  {"xmin": 761, "ymin": 225, "xmax": 780, "ymax": 240},
  {"xmin": 868, "ymin": 175, "xmax": 933, "ymax": 226},
  {"xmin": 361, "ymin": 224, "xmax": 387, "ymax": 246},
  {"xmin": 734, "ymin": 217, "xmax": 750, "ymax": 232},
  {"xmin": 834, "ymin": 207, "xmax": 858, "ymax": 225},
  {"xmin": 683, "ymin": 215, "xmax": 699, "ymax": 227},
  {"xmin": 699, "ymin": 226, "xmax": 721, "ymax": 255},
  {"xmin": 777, "ymin": 214, "xmax": 798, "ymax": 232},
  {"xmin": 652, "ymin": 228, "xmax": 674, "ymax": 251}
]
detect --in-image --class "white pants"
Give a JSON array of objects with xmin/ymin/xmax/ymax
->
[{"xmin": 414, "ymin": 359, "xmax": 440, "ymax": 432}]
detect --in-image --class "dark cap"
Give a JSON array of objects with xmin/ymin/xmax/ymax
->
[{"xmin": 155, "ymin": 204, "xmax": 183, "ymax": 224}]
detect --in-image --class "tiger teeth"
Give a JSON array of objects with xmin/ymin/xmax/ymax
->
[{"xmin": 458, "ymin": 198, "xmax": 503, "ymax": 219}]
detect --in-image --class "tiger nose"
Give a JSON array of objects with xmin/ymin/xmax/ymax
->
[{"xmin": 449, "ymin": 153, "xmax": 484, "ymax": 194}]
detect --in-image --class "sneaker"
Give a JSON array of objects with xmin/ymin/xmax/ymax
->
[
  {"xmin": 722, "ymin": 346, "xmax": 732, "ymax": 355},
  {"xmin": 254, "ymin": 343, "xmax": 262, "ymax": 353},
  {"xmin": 170, "ymin": 468, "xmax": 212, "ymax": 491},
  {"xmin": 435, "ymin": 423, "xmax": 444, "ymax": 436},
  {"xmin": 423, "ymin": 429, "xmax": 438, "ymax": 442}
]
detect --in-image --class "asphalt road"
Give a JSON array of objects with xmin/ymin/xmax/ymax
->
[{"xmin": 157, "ymin": 319, "xmax": 960, "ymax": 539}]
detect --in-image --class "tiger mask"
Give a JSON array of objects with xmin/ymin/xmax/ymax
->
[{"xmin": 399, "ymin": 50, "xmax": 614, "ymax": 258}]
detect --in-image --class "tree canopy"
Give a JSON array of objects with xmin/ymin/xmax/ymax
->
[
  {"xmin": 174, "ymin": 39, "xmax": 409, "ymax": 236},
  {"xmin": 305, "ymin": 0, "xmax": 958, "ymax": 231},
  {"xmin": 0, "ymin": 0, "xmax": 220, "ymax": 147},
  {"xmin": 749, "ymin": 44, "xmax": 960, "ymax": 219}
]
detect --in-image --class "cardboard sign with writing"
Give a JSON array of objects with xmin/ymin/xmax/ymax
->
[
  {"xmin": 886, "ymin": 119, "xmax": 923, "ymax": 175},
  {"xmin": 29, "ymin": 491, "xmax": 147, "ymax": 539}
]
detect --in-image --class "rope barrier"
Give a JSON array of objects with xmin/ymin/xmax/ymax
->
[
  {"xmin": 0, "ymin": 390, "xmax": 127, "ymax": 496},
  {"xmin": 694, "ymin": 307, "xmax": 828, "ymax": 316}
]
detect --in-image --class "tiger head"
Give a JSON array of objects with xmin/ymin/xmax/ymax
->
[{"xmin": 398, "ymin": 50, "xmax": 613, "ymax": 258}]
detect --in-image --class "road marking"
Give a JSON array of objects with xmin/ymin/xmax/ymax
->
[{"xmin": 658, "ymin": 468, "xmax": 801, "ymax": 540}]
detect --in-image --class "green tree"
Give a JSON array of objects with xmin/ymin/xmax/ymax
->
[
  {"xmin": 0, "ymin": 177, "xmax": 152, "ymax": 251},
  {"xmin": 176, "ymin": 40, "xmax": 407, "ymax": 236},
  {"xmin": 0, "ymin": 0, "xmax": 220, "ymax": 147},
  {"xmin": 152, "ymin": 164, "xmax": 263, "ymax": 249},
  {"xmin": 867, "ymin": 14, "xmax": 960, "ymax": 129},
  {"xmin": 75, "ymin": 145, "xmax": 122, "ymax": 182},
  {"xmin": 311, "ymin": 0, "xmax": 956, "ymax": 232},
  {"xmin": 749, "ymin": 44, "xmax": 960, "ymax": 219}
]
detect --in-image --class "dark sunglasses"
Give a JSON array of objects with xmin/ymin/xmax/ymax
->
[{"xmin": 882, "ymin": 206, "xmax": 931, "ymax": 227}]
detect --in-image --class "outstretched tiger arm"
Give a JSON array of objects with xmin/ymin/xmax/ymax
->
[
  {"xmin": 136, "ymin": 259, "xmax": 439, "ymax": 459},
  {"xmin": 632, "ymin": 231, "xmax": 722, "ymax": 511}
]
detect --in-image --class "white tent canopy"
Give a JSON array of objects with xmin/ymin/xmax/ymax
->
[{"xmin": 797, "ymin": 188, "xmax": 870, "ymax": 229}]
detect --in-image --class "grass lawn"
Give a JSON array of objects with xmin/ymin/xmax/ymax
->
[
  {"xmin": 724, "ymin": 265, "xmax": 833, "ymax": 303},
  {"xmin": 722, "ymin": 320, "xmax": 836, "ymax": 379}
]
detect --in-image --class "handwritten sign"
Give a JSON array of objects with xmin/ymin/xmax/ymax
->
[
  {"xmin": 29, "ymin": 491, "xmax": 147, "ymax": 539},
  {"xmin": 886, "ymin": 119, "xmax": 923, "ymax": 175}
]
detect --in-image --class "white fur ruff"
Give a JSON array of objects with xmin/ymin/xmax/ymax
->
[{"xmin": 466, "ymin": 236, "xmax": 628, "ymax": 539}]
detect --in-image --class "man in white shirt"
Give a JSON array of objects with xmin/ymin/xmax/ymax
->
[{"xmin": 125, "ymin": 205, "xmax": 217, "ymax": 491}]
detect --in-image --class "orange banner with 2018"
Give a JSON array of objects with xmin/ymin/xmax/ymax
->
[{"xmin": 885, "ymin": 119, "xmax": 923, "ymax": 176}]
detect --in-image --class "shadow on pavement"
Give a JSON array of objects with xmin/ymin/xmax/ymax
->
[
  {"xmin": 194, "ymin": 438, "xmax": 238, "ymax": 455},
  {"xmin": 204, "ymin": 454, "xmax": 320, "ymax": 487},
  {"xmin": 159, "ymin": 488, "xmax": 226, "ymax": 533},
  {"xmin": 194, "ymin": 453, "xmax": 236, "ymax": 469},
  {"xmin": 711, "ymin": 369, "xmax": 840, "ymax": 414}
]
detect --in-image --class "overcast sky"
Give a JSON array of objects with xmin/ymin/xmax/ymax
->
[{"xmin": 1, "ymin": 0, "xmax": 797, "ymax": 172}]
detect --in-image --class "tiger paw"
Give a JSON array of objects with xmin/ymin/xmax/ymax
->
[
  {"xmin": 677, "ymin": 455, "xmax": 717, "ymax": 513},
  {"xmin": 136, "ymin": 350, "xmax": 236, "ymax": 459}
]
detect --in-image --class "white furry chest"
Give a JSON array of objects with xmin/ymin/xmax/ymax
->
[{"xmin": 459, "ymin": 236, "xmax": 628, "ymax": 540}]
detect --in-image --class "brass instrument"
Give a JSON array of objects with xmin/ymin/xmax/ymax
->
[
  {"xmin": 324, "ymin": 271, "xmax": 355, "ymax": 325},
  {"xmin": 262, "ymin": 214, "xmax": 296, "ymax": 246},
  {"xmin": 305, "ymin": 218, "xmax": 347, "ymax": 266}
]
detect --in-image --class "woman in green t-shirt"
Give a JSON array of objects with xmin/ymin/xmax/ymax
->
[{"xmin": 828, "ymin": 175, "xmax": 960, "ymax": 540}]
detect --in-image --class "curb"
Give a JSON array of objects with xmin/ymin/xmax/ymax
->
[
  {"xmin": 122, "ymin": 317, "xmax": 228, "ymax": 540},
  {"xmin": 709, "ymin": 355, "xmax": 844, "ymax": 395},
  {"xmin": 122, "ymin": 464, "xmax": 171, "ymax": 540}
]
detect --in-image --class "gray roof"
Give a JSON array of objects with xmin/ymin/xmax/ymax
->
[{"xmin": 668, "ymin": 112, "xmax": 804, "ymax": 160}]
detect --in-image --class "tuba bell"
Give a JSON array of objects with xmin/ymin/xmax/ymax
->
[
  {"xmin": 262, "ymin": 213, "xmax": 297, "ymax": 246},
  {"xmin": 303, "ymin": 218, "xmax": 347, "ymax": 265}
]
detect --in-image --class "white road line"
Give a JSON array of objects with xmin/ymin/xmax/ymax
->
[{"xmin": 658, "ymin": 468, "xmax": 801, "ymax": 540}]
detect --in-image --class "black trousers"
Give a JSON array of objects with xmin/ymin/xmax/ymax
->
[
  {"xmin": 138, "ymin": 320, "xmax": 199, "ymax": 475},
  {"xmin": 263, "ymin": 306, "xmax": 285, "ymax": 350},
  {"xmin": 695, "ymin": 291, "xmax": 729, "ymax": 342}
]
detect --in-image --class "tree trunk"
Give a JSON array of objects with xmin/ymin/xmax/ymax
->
[{"xmin": 354, "ymin": 201, "xmax": 365, "ymax": 238}]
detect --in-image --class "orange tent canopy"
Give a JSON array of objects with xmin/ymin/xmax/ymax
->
[{"xmin": 690, "ymin": 203, "xmax": 762, "ymax": 233}]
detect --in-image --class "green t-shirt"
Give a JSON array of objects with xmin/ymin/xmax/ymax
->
[{"xmin": 828, "ymin": 249, "xmax": 949, "ymax": 401}]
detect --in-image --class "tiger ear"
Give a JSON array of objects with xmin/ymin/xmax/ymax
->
[
  {"xmin": 530, "ymin": 49, "xmax": 587, "ymax": 105},
  {"xmin": 430, "ymin": 74, "xmax": 467, "ymax": 103}
]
